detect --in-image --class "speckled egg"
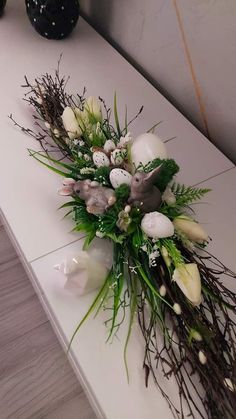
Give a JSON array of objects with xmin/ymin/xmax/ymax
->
[
  {"xmin": 141, "ymin": 212, "xmax": 174, "ymax": 239},
  {"xmin": 109, "ymin": 168, "xmax": 132, "ymax": 189},
  {"xmin": 93, "ymin": 151, "xmax": 110, "ymax": 167},
  {"xmin": 103, "ymin": 140, "xmax": 116, "ymax": 153}
]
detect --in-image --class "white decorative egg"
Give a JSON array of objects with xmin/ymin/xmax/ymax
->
[
  {"xmin": 109, "ymin": 168, "xmax": 132, "ymax": 189},
  {"xmin": 93, "ymin": 151, "xmax": 110, "ymax": 167},
  {"xmin": 141, "ymin": 212, "xmax": 174, "ymax": 239},
  {"xmin": 131, "ymin": 133, "xmax": 167, "ymax": 167},
  {"xmin": 103, "ymin": 139, "xmax": 116, "ymax": 153}
]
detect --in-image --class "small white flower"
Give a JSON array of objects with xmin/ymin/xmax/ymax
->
[
  {"xmin": 73, "ymin": 139, "xmax": 79, "ymax": 145},
  {"xmin": 45, "ymin": 122, "xmax": 51, "ymax": 129},
  {"xmin": 141, "ymin": 245, "xmax": 148, "ymax": 252},
  {"xmin": 96, "ymin": 231, "xmax": 105, "ymax": 238},
  {"xmin": 84, "ymin": 154, "xmax": 91, "ymax": 161},
  {"xmin": 198, "ymin": 350, "xmax": 207, "ymax": 365},
  {"xmin": 124, "ymin": 205, "xmax": 131, "ymax": 213},
  {"xmin": 80, "ymin": 167, "xmax": 95, "ymax": 174},
  {"xmin": 173, "ymin": 303, "xmax": 181, "ymax": 315},
  {"xmin": 78, "ymin": 140, "xmax": 85, "ymax": 146},
  {"xmin": 96, "ymin": 122, "xmax": 101, "ymax": 135},
  {"xmin": 159, "ymin": 285, "xmax": 166, "ymax": 297},
  {"xmin": 118, "ymin": 131, "xmax": 133, "ymax": 148},
  {"xmin": 78, "ymin": 151, "xmax": 83, "ymax": 158}
]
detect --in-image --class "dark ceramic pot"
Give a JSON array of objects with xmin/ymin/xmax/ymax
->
[{"xmin": 25, "ymin": 0, "xmax": 80, "ymax": 40}]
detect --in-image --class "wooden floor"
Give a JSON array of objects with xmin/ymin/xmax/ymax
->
[{"xmin": 0, "ymin": 217, "xmax": 96, "ymax": 419}]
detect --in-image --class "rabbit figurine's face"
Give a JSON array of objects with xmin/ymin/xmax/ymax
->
[{"xmin": 132, "ymin": 172, "xmax": 146, "ymax": 190}]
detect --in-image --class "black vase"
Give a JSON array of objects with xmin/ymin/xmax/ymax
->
[
  {"xmin": 0, "ymin": 0, "xmax": 6, "ymax": 16},
  {"xmin": 25, "ymin": 0, "xmax": 80, "ymax": 40}
]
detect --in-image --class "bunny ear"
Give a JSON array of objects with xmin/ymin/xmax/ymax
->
[{"xmin": 144, "ymin": 165, "xmax": 162, "ymax": 182}]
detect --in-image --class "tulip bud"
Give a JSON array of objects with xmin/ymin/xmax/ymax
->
[
  {"xmin": 84, "ymin": 96, "xmax": 102, "ymax": 122},
  {"xmin": 173, "ymin": 215, "xmax": 208, "ymax": 244},
  {"xmin": 172, "ymin": 263, "xmax": 202, "ymax": 306},
  {"xmin": 162, "ymin": 187, "xmax": 176, "ymax": 205},
  {"xmin": 173, "ymin": 303, "xmax": 181, "ymax": 315},
  {"xmin": 160, "ymin": 246, "xmax": 171, "ymax": 268},
  {"xmin": 223, "ymin": 378, "xmax": 235, "ymax": 392},
  {"xmin": 159, "ymin": 285, "xmax": 167, "ymax": 297},
  {"xmin": 198, "ymin": 350, "xmax": 207, "ymax": 365},
  {"xmin": 62, "ymin": 106, "xmax": 82, "ymax": 139},
  {"xmin": 191, "ymin": 330, "xmax": 202, "ymax": 342}
]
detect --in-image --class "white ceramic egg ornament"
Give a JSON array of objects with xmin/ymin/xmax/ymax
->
[
  {"xmin": 141, "ymin": 212, "xmax": 174, "ymax": 239},
  {"xmin": 131, "ymin": 133, "xmax": 167, "ymax": 167},
  {"xmin": 109, "ymin": 168, "xmax": 132, "ymax": 189},
  {"xmin": 54, "ymin": 245, "xmax": 113, "ymax": 295}
]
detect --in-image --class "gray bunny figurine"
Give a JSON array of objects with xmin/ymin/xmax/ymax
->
[
  {"xmin": 74, "ymin": 179, "xmax": 116, "ymax": 215},
  {"xmin": 128, "ymin": 166, "xmax": 162, "ymax": 213}
]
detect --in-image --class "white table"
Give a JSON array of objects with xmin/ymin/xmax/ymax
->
[{"xmin": 0, "ymin": 2, "xmax": 235, "ymax": 418}]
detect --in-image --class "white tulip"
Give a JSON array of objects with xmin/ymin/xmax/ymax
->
[
  {"xmin": 172, "ymin": 263, "xmax": 202, "ymax": 306},
  {"xmin": 62, "ymin": 106, "xmax": 82, "ymax": 139},
  {"xmin": 84, "ymin": 96, "xmax": 102, "ymax": 121},
  {"xmin": 131, "ymin": 133, "xmax": 167, "ymax": 167},
  {"xmin": 173, "ymin": 215, "xmax": 208, "ymax": 244},
  {"xmin": 162, "ymin": 186, "xmax": 176, "ymax": 205}
]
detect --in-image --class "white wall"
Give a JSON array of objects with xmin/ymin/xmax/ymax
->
[{"xmin": 80, "ymin": 0, "xmax": 236, "ymax": 163}]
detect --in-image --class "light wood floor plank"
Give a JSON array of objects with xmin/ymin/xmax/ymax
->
[{"xmin": 0, "ymin": 218, "xmax": 96, "ymax": 419}]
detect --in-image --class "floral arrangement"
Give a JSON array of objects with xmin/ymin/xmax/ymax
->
[{"xmin": 12, "ymin": 66, "xmax": 236, "ymax": 418}]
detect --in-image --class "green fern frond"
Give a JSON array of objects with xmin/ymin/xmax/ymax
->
[{"xmin": 171, "ymin": 183, "xmax": 210, "ymax": 207}]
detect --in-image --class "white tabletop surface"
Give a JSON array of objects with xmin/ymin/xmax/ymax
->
[{"xmin": 0, "ymin": 2, "xmax": 235, "ymax": 419}]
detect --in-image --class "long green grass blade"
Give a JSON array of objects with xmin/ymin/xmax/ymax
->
[
  {"xmin": 114, "ymin": 92, "xmax": 121, "ymax": 137},
  {"xmin": 28, "ymin": 149, "xmax": 69, "ymax": 177},
  {"xmin": 28, "ymin": 149, "xmax": 75, "ymax": 171},
  {"xmin": 67, "ymin": 273, "xmax": 111, "ymax": 351},
  {"xmin": 135, "ymin": 261, "xmax": 173, "ymax": 310},
  {"xmin": 124, "ymin": 275, "xmax": 137, "ymax": 382}
]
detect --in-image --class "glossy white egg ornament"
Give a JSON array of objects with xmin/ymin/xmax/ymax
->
[
  {"xmin": 131, "ymin": 133, "xmax": 167, "ymax": 167},
  {"xmin": 141, "ymin": 211, "xmax": 174, "ymax": 239},
  {"xmin": 109, "ymin": 168, "xmax": 132, "ymax": 189}
]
